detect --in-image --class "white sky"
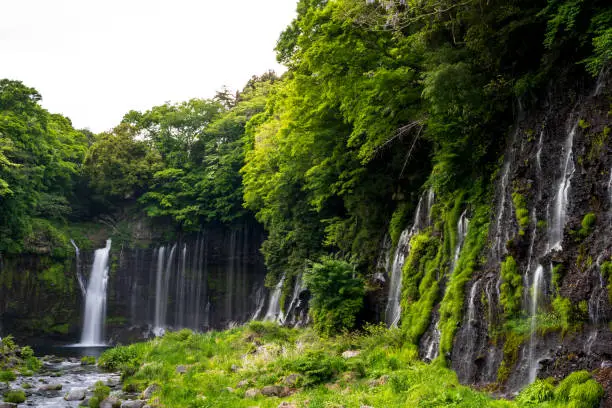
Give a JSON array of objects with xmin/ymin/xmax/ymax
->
[{"xmin": 0, "ymin": 0, "xmax": 297, "ymax": 133}]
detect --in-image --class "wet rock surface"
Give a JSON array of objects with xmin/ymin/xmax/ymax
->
[{"xmin": 3, "ymin": 358, "xmax": 121, "ymax": 407}]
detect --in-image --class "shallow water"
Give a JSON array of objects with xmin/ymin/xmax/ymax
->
[{"xmin": 6, "ymin": 360, "xmax": 120, "ymax": 407}]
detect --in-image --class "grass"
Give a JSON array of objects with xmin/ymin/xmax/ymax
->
[{"xmin": 96, "ymin": 323, "xmax": 604, "ymax": 408}]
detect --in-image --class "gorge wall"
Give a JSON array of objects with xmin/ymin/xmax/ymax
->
[{"xmin": 377, "ymin": 71, "xmax": 612, "ymax": 392}]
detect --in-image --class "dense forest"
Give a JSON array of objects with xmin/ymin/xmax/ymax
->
[{"xmin": 1, "ymin": 0, "xmax": 611, "ymax": 406}]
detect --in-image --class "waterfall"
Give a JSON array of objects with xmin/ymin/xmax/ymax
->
[
  {"xmin": 457, "ymin": 279, "xmax": 482, "ymax": 379},
  {"xmin": 154, "ymin": 244, "xmax": 177, "ymax": 335},
  {"xmin": 70, "ymin": 239, "xmax": 86, "ymax": 297},
  {"xmin": 251, "ymin": 286, "xmax": 267, "ymax": 321},
  {"xmin": 527, "ymin": 264, "xmax": 545, "ymax": 383},
  {"xmin": 385, "ymin": 228, "xmax": 413, "ymax": 327},
  {"xmin": 264, "ymin": 275, "xmax": 285, "ymax": 322},
  {"xmin": 548, "ymin": 121, "xmax": 577, "ymax": 252},
  {"xmin": 79, "ymin": 239, "xmax": 111, "ymax": 346},
  {"xmin": 385, "ymin": 190, "xmax": 433, "ymax": 327},
  {"xmin": 280, "ymin": 274, "xmax": 304, "ymax": 325},
  {"xmin": 423, "ymin": 209, "xmax": 469, "ymax": 360}
]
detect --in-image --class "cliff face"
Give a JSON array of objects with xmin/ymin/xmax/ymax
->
[{"xmin": 0, "ymin": 221, "xmax": 267, "ymax": 344}]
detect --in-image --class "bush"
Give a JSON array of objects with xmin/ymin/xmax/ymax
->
[
  {"xmin": 304, "ymin": 257, "xmax": 365, "ymax": 336},
  {"xmin": 89, "ymin": 381, "xmax": 111, "ymax": 408},
  {"xmin": 500, "ymin": 256, "xmax": 522, "ymax": 316},
  {"xmin": 81, "ymin": 355, "xmax": 96, "ymax": 365},
  {"xmin": 282, "ymin": 351, "xmax": 346, "ymax": 386},
  {"xmin": 516, "ymin": 379, "xmax": 554, "ymax": 404},
  {"xmin": 98, "ymin": 345, "xmax": 142, "ymax": 371},
  {"xmin": 0, "ymin": 370, "xmax": 16, "ymax": 382},
  {"xmin": 554, "ymin": 370, "xmax": 595, "ymax": 402},
  {"xmin": 4, "ymin": 390, "xmax": 26, "ymax": 403}
]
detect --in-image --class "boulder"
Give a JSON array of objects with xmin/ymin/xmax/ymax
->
[
  {"xmin": 341, "ymin": 350, "xmax": 361, "ymax": 359},
  {"xmin": 176, "ymin": 365, "xmax": 187, "ymax": 374},
  {"xmin": 141, "ymin": 384, "xmax": 160, "ymax": 399},
  {"xmin": 244, "ymin": 388, "xmax": 260, "ymax": 398},
  {"xmin": 261, "ymin": 385, "xmax": 282, "ymax": 397},
  {"xmin": 100, "ymin": 396, "xmax": 121, "ymax": 408},
  {"xmin": 283, "ymin": 374, "xmax": 301, "ymax": 387},
  {"xmin": 39, "ymin": 383, "xmax": 63, "ymax": 391},
  {"xmin": 64, "ymin": 387, "xmax": 87, "ymax": 401},
  {"xmin": 121, "ymin": 400, "xmax": 147, "ymax": 408},
  {"xmin": 0, "ymin": 403, "xmax": 17, "ymax": 408}
]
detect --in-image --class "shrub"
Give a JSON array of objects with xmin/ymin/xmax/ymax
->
[
  {"xmin": 4, "ymin": 390, "xmax": 26, "ymax": 403},
  {"xmin": 567, "ymin": 379, "xmax": 604, "ymax": 408},
  {"xmin": 500, "ymin": 256, "xmax": 522, "ymax": 316},
  {"xmin": 554, "ymin": 370, "xmax": 594, "ymax": 401},
  {"xmin": 89, "ymin": 381, "xmax": 111, "ymax": 408},
  {"xmin": 576, "ymin": 213, "xmax": 596, "ymax": 238},
  {"xmin": 0, "ymin": 370, "xmax": 16, "ymax": 382},
  {"xmin": 516, "ymin": 379, "xmax": 554, "ymax": 404},
  {"xmin": 81, "ymin": 355, "xmax": 96, "ymax": 365},
  {"xmin": 98, "ymin": 345, "xmax": 142, "ymax": 372},
  {"xmin": 304, "ymin": 257, "xmax": 365, "ymax": 336},
  {"xmin": 282, "ymin": 351, "xmax": 346, "ymax": 385},
  {"xmin": 511, "ymin": 192, "xmax": 529, "ymax": 235}
]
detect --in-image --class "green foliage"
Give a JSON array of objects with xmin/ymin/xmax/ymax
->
[
  {"xmin": 4, "ymin": 390, "xmax": 26, "ymax": 403},
  {"xmin": 500, "ymin": 256, "xmax": 523, "ymax": 317},
  {"xmin": 304, "ymin": 257, "xmax": 365, "ymax": 336},
  {"xmin": 98, "ymin": 345, "xmax": 143, "ymax": 372},
  {"xmin": 89, "ymin": 381, "xmax": 111, "ymax": 408},
  {"xmin": 516, "ymin": 379, "xmax": 555, "ymax": 404},
  {"xmin": 0, "ymin": 370, "xmax": 16, "ymax": 382},
  {"xmin": 497, "ymin": 331, "xmax": 525, "ymax": 383},
  {"xmin": 81, "ymin": 356, "xmax": 96, "ymax": 365},
  {"xmin": 282, "ymin": 351, "xmax": 345, "ymax": 386},
  {"xmin": 551, "ymin": 296, "xmax": 573, "ymax": 334},
  {"xmin": 601, "ymin": 260, "xmax": 612, "ymax": 301},
  {"xmin": 576, "ymin": 212, "xmax": 596, "ymax": 238},
  {"xmin": 512, "ymin": 192, "xmax": 530, "ymax": 236},
  {"xmin": 439, "ymin": 204, "xmax": 490, "ymax": 356},
  {"xmin": 555, "ymin": 371, "xmax": 603, "ymax": 408},
  {"xmin": 400, "ymin": 231, "xmax": 441, "ymax": 343}
]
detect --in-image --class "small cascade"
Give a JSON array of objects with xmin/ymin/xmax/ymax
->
[
  {"xmin": 423, "ymin": 208, "xmax": 470, "ymax": 360},
  {"xmin": 589, "ymin": 255, "xmax": 609, "ymax": 325},
  {"xmin": 280, "ymin": 274, "xmax": 304, "ymax": 325},
  {"xmin": 264, "ymin": 275, "xmax": 285, "ymax": 322},
  {"xmin": 456, "ymin": 279, "xmax": 483, "ymax": 380},
  {"xmin": 385, "ymin": 190, "xmax": 433, "ymax": 327},
  {"xmin": 70, "ymin": 239, "xmax": 86, "ymax": 297},
  {"xmin": 548, "ymin": 121, "xmax": 577, "ymax": 252},
  {"xmin": 426, "ymin": 187, "xmax": 435, "ymax": 226},
  {"xmin": 527, "ymin": 264, "xmax": 545, "ymax": 383},
  {"xmin": 452, "ymin": 210, "xmax": 470, "ymax": 271},
  {"xmin": 251, "ymin": 286, "xmax": 267, "ymax": 321},
  {"xmin": 385, "ymin": 228, "xmax": 413, "ymax": 327},
  {"xmin": 492, "ymin": 161, "xmax": 512, "ymax": 262},
  {"xmin": 79, "ymin": 239, "xmax": 112, "ymax": 346}
]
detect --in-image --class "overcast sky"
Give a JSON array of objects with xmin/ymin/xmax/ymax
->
[{"xmin": 1, "ymin": 0, "xmax": 297, "ymax": 132}]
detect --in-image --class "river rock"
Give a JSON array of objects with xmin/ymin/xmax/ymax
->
[
  {"xmin": 244, "ymin": 388, "xmax": 260, "ymax": 398},
  {"xmin": 142, "ymin": 384, "xmax": 160, "ymax": 399},
  {"xmin": 341, "ymin": 350, "xmax": 361, "ymax": 359},
  {"xmin": 283, "ymin": 374, "xmax": 301, "ymax": 387},
  {"xmin": 39, "ymin": 383, "xmax": 63, "ymax": 391},
  {"xmin": 64, "ymin": 387, "xmax": 87, "ymax": 401},
  {"xmin": 100, "ymin": 396, "xmax": 121, "ymax": 408},
  {"xmin": 0, "ymin": 403, "xmax": 17, "ymax": 408},
  {"xmin": 121, "ymin": 400, "xmax": 147, "ymax": 408},
  {"xmin": 261, "ymin": 385, "xmax": 282, "ymax": 397}
]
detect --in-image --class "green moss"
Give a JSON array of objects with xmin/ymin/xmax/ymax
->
[
  {"xmin": 601, "ymin": 260, "xmax": 612, "ymax": 301},
  {"xmin": 587, "ymin": 126, "xmax": 609, "ymax": 161},
  {"xmin": 575, "ymin": 212, "xmax": 596, "ymax": 239},
  {"xmin": 578, "ymin": 119, "xmax": 591, "ymax": 129},
  {"xmin": 0, "ymin": 370, "xmax": 16, "ymax": 382},
  {"xmin": 511, "ymin": 192, "xmax": 529, "ymax": 236},
  {"xmin": 497, "ymin": 331, "xmax": 525, "ymax": 383},
  {"xmin": 4, "ymin": 390, "xmax": 26, "ymax": 403},
  {"xmin": 389, "ymin": 202, "xmax": 412, "ymax": 251},
  {"xmin": 552, "ymin": 263, "xmax": 564, "ymax": 290},
  {"xmin": 555, "ymin": 371, "xmax": 603, "ymax": 408},
  {"xmin": 499, "ymin": 256, "xmax": 522, "ymax": 317},
  {"xmin": 400, "ymin": 231, "xmax": 441, "ymax": 344},
  {"xmin": 438, "ymin": 204, "xmax": 489, "ymax": 358},
  {"xmin": 516, "ymin": 379, "xmax": 555, "ymax": 404}
]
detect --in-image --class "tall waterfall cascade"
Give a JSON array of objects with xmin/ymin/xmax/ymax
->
[
  {"xmin": 79, "ymin": 239, "xmax": 112, "ymax": 346},
  {"xmin": 384, "ymin": 188, "xmax": 435, "ymax": 327},
  {"xmin": 264, "ymin": 275, "xmax": 285, "ymax": 322}
]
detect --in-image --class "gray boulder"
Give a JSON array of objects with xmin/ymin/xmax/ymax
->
[
  {"xmin": 121, "ymin": 400, "xmax": 147, "ymax": 408},
  {"xmin": 100, "ymin": 396, "xmax": 121, "ymax": 408},
  {"xmin": 64, "ymin": 387, "xmax": 87, "ymax": 401},
  {"xmin": 141, "ymin": 384, "xmax": 160, "ymax": 399}
]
